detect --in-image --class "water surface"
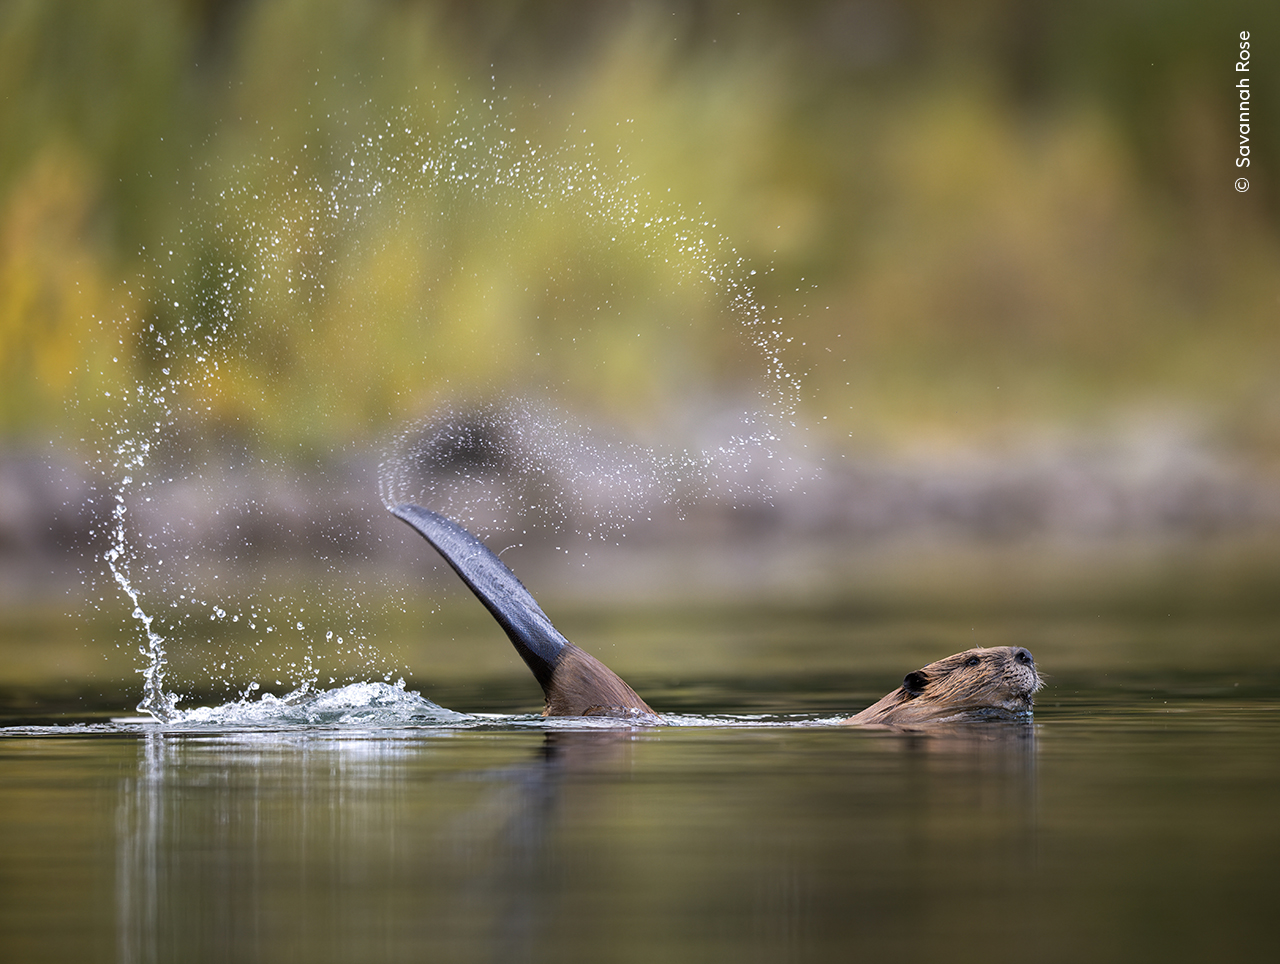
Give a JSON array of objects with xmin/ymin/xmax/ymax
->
[{"xmin": 2, "ymin": 617, "xmax": 1277, "ymax": 964}]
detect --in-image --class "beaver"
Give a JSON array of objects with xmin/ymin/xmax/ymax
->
[
  {"xmin": 391, "ymin": 504, "xmax": 1042, "ymax": 725},
  {"xmin": 842, "ymin": 646, "xmax": 1041, "ymax": 725}
]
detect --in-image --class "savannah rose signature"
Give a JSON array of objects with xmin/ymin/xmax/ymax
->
[{"xmin": 1236, "ymin": 31, "xmax": 1253, "ymax": 192}]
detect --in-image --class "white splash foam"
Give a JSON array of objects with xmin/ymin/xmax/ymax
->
[{"xmin": 169, "ymin": 681, "xmax": 469, "ymax": 728}]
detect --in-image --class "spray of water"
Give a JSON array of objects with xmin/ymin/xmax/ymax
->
[
  {"xmin": 377, "ymin": 396, "xmax": 808, "ymax": 541},
  {"xmin": 104, "ymin": 476, "xmax": 178, "ymax": 721},
  {"xmin": 86, "ymin": 94, "xmax": 807, "ymax": 722}
]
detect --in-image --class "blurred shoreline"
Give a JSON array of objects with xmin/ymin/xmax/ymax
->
[
  {"xmin": 5, "ymin": 2, "xmax": 1280, "ymax": 623},
  {"xmin": 4, "ymin": 429, "xmax": 1278, "ymax": 614}
]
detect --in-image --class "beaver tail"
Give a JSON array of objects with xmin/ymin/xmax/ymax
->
[{"xmin": 391, "ymin": 504, "xmax": 655, "ymax": 719}]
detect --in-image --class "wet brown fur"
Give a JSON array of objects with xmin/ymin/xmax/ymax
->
[
  {"xmin": 843, "ymin": 645, "xmax": 1043, "ymax": 726},
  {"xmin": 544, "ymin": 643, "xmax": 657, "ymax": 720},
  {"xmin": 542, "ymin": 643, "xmax": 1038, "ymax": 726}
]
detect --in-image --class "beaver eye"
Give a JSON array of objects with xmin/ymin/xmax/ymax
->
[{"xmin": 965, "ymin": 655, "xmax": 981, "ymax": 667}]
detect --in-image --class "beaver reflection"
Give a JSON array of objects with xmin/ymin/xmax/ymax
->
[
  {"xmin": 392, "ymin": 504, "xmax": 1044, "ymax": 725},
  {"xmin": 448, "ymin": 721, "xmax": 1037, "ymax": 963}
]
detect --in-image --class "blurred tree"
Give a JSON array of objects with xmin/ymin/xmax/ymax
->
[{"xmin": 0, "ymin": 0, "xmax": 1276, "ymax": 456}]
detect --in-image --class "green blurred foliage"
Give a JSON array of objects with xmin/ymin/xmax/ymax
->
[{"xmin": 2, "ymin": 0, "xmax": 1278, "ymax": 455}]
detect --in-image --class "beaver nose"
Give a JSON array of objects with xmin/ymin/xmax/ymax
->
[{"xmin": 1014, "ymin": 648, "xmax": 1034, "ymax": 665}]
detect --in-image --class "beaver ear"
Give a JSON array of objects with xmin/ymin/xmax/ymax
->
[{"xmin": 902, "ymin": 671, "xmax": 928, "ymax": 696}]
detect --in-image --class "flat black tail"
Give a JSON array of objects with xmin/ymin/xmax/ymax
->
[{"xmin": 391, "ymin": 504, "xmax": 566, "ymax": 689}]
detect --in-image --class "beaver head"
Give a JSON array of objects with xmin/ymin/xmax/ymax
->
[{"xmin": 845, "ymin": 646, "xmax": 1043, "ymax": 726}]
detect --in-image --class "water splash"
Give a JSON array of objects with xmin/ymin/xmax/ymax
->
[
  {"xmin": 86, "ymin": 92, "xmax": 808, "ymax": 719},
  {"xmin": 168, "ymin": 680, "xmax": 467, "ymax": 728},
  {"xmin": 378, "ymin": 396, "xmax": 808, "ymax": 539},
  {"xmin": 104, "ymin": 475, "xmax": 178, "ymax": 721}
]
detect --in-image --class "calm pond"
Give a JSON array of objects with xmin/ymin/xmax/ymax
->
[{"xmin": 1, "ymin": 613, "xmax": 1277, "ymax": 964}]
